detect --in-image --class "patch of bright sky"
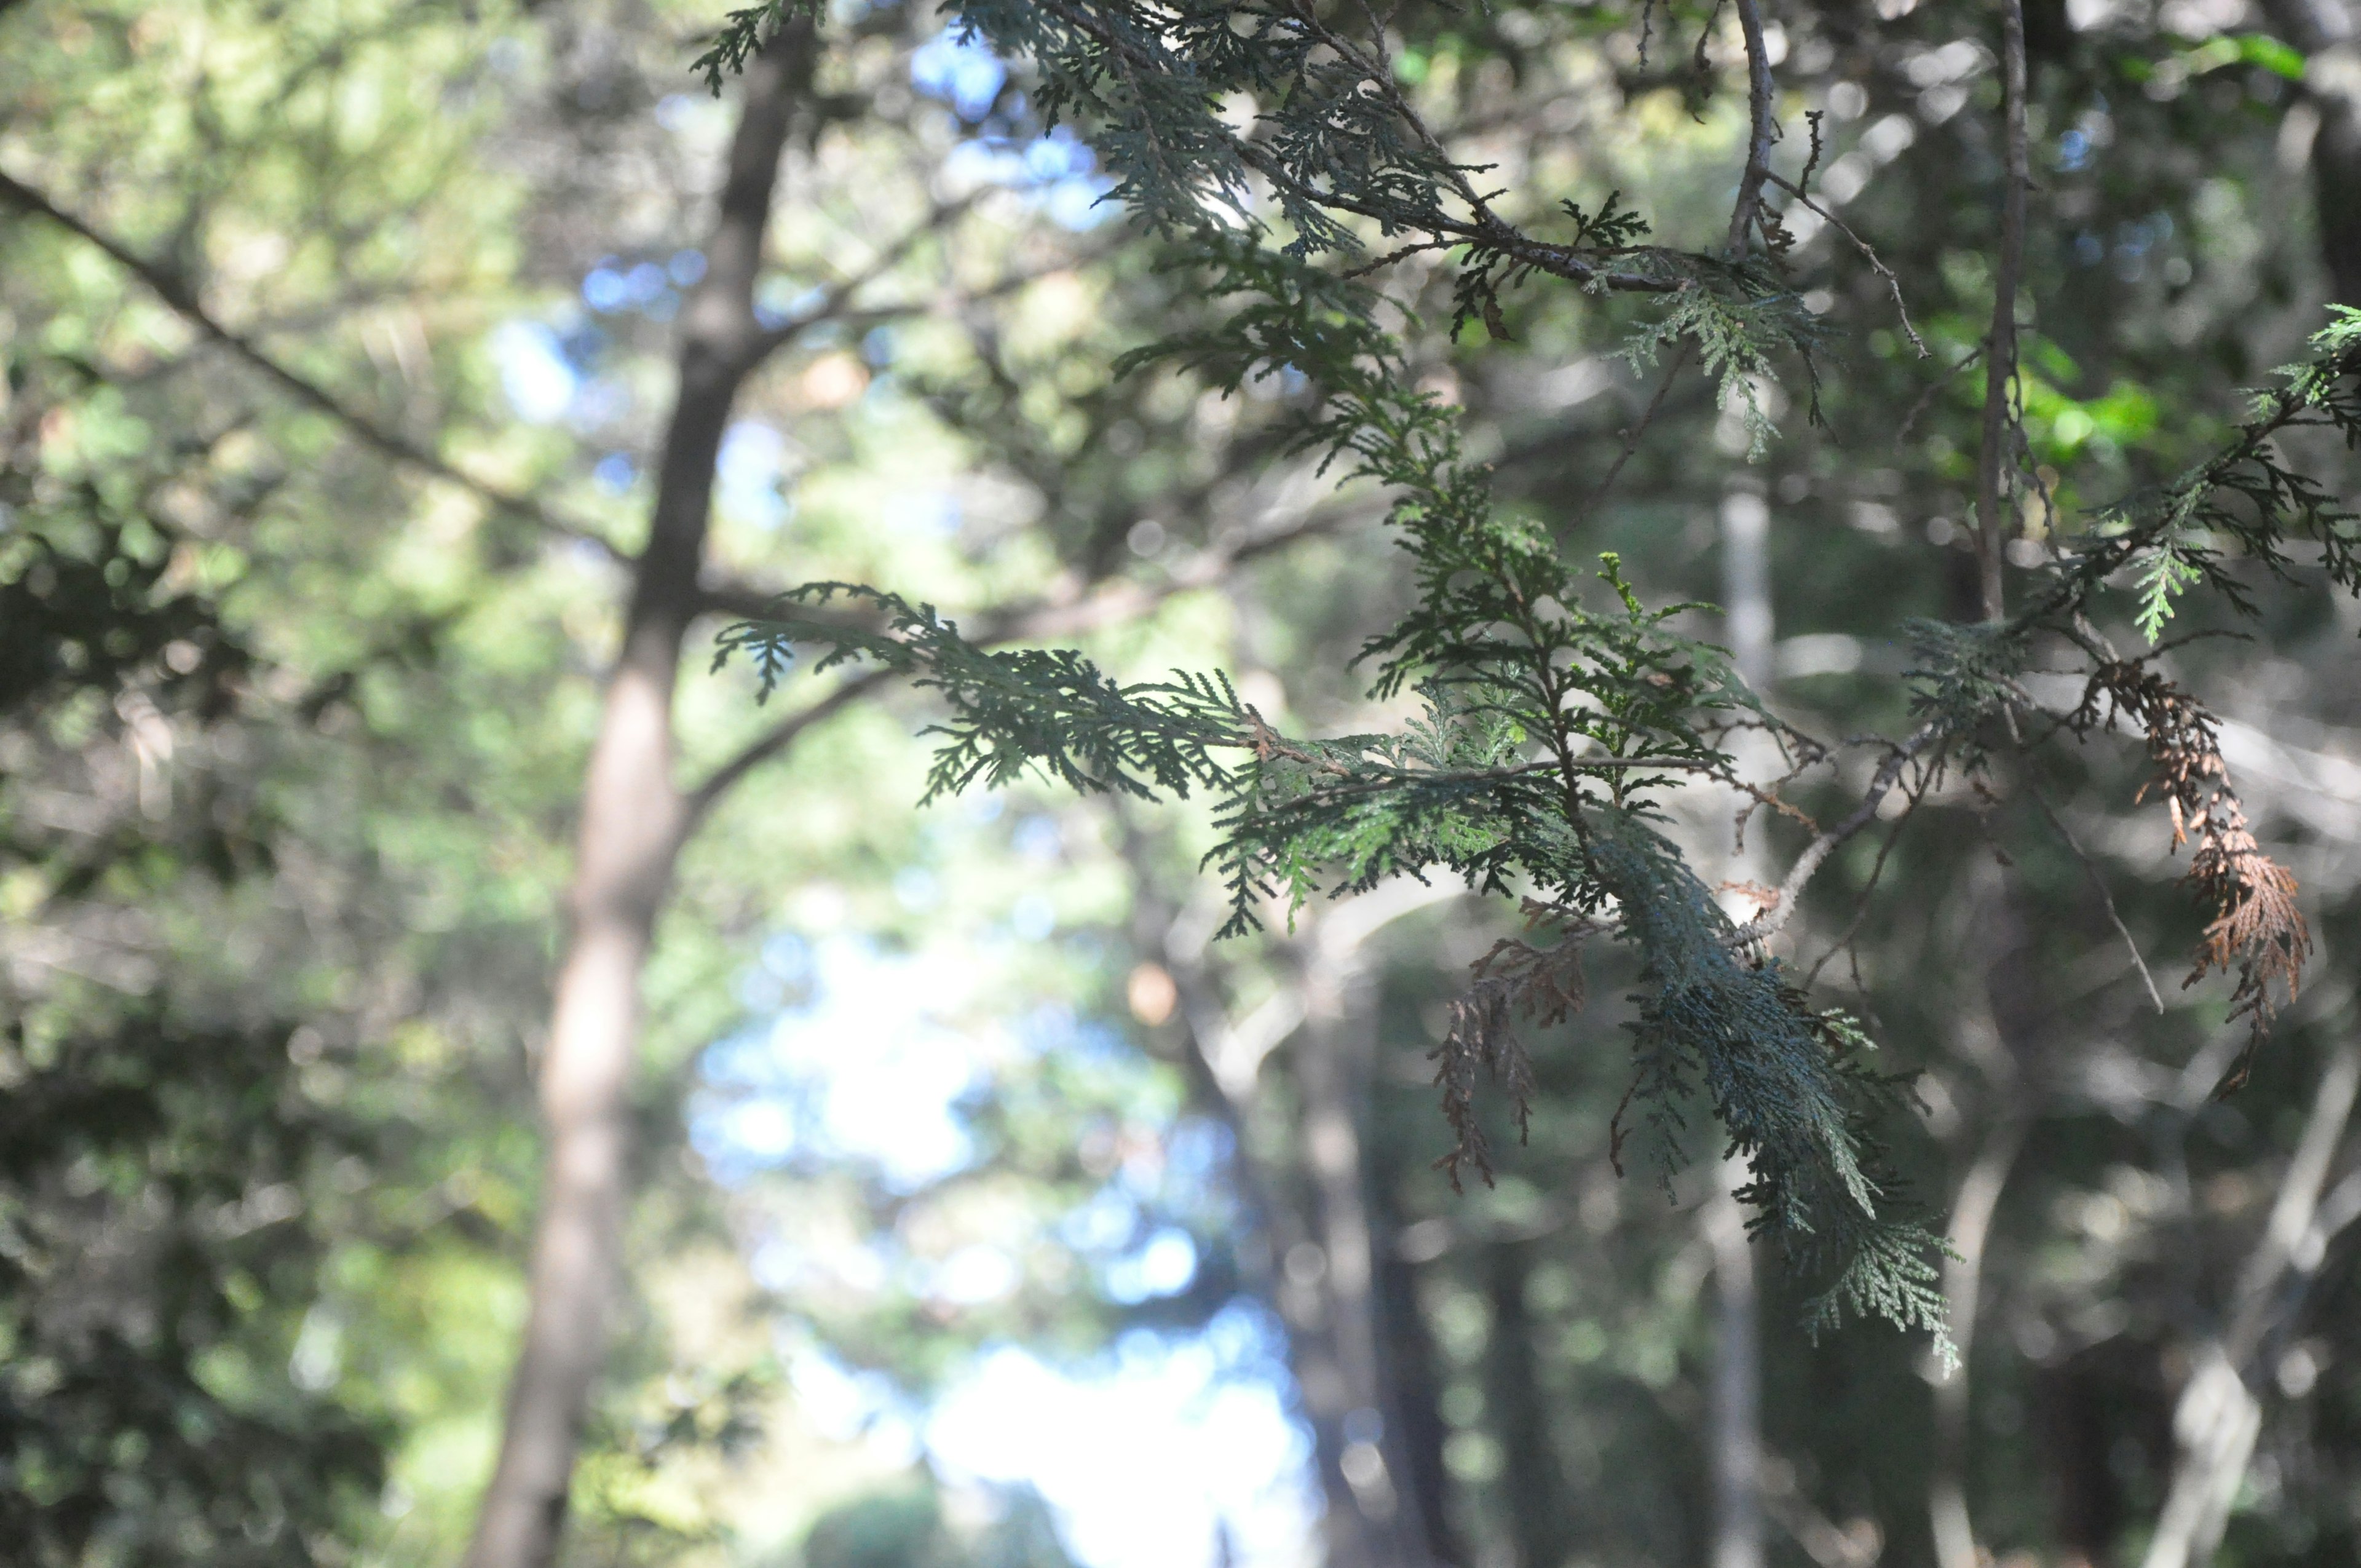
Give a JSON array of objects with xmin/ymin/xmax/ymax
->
[
  {"xmin": 701, "ymin": 915, "xmax": 1317, "ymax": 1568},
  {"xmin": 928, "ymin": 1315, "xmax": 1318, "ymax": 1568},
  {"xmin": 717, "ymin": 419, "xmax": 793, "ymax": 528},
  {"xmin": 492, "ymin": 320, "xmax": 577, "ymax": 424},
  {"xmin": 693, "ymin": 933, "xmax": 992, "ymax": 1190},
  {"xmin": 785, "ymin": 1309, "xmax": 1317, "ymax": 1568}
]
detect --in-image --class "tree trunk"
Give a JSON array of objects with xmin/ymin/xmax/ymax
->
[
  {"xmin": 2140, "ymin": 1040, "xmax": 2360, "ymax": 1568},
  {"xmin": 1374, "ymin": 1173, "xmax": 1462, "ymax": 1567},
  {"xmin": 462, "ymin": 33, "xmax": 808, "ymax": 1568},
  {"xmin": 2255, "ymin": 0, "xmax": 2361, "ymax": 303},
  {"xmin": 1484, "ymin": 1240, "xmax": 1573, "ymax": 1568},
  {"xmin": 1291, "ymin": 935, "xmax": 1433, "ymax": 1568},
  {"xmin": 1707, "ymin": 486, "xmax": 1771, "ymax": 1568}
]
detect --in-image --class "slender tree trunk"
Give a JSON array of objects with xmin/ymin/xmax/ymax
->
[
  {"xmin": 1707, "ymin": 485, "xmax": 1771, "ymax": 1568},
  {"xmin": 462, "ymin": 35, "xmax": 807, "ymax": 1568},
  {"xmin": 2255, "ymin": 0, "xmax": 2361, "ymax": 303},
  {"xmin": 2140, "ymin": 1039, "xmax": 2360, "ymax": 1568},
  {"xmin": 1927, "ymin": 1118, "xmax": 2027, "ymax": 1568},
  {"xmin": 1292, "ymin": 929, "xmax": 1438, "ymax": 1568},
  {"xmin": 1484, "ymin": 1239, "xmax": 1572, "ymax": 1568},
  {"xmin": 1374, "ymin": 1173, "xmax": 1462, "ymax": 1568},
  {"xmin": 1973, "ymin": 0, "xmax": 2030, "ymax": 624}
]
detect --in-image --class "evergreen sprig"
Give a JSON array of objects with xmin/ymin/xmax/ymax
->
[{"xmin": 2033, "ymin": 306, "xmax": 2361, "ymax": 636}]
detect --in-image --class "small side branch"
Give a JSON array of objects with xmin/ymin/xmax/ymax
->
[
  {"xmin": 1586, "ymin": 339, "xmax": 1695, "ymax": 520},
  {"xmin": 1765, "ymin": 172, "xmax": 1928, "ymax": 356},
  {"xmin": 1734, "ymin": 724, "xmax": 1943, "ymax": 946},
  {"xmin": 2026, "ymin": 782, "xmax": 2167, "ymax": 1013},
  {"xmin": 682, "ymin": 504, "xmax": 1362, "ymax": 830}
]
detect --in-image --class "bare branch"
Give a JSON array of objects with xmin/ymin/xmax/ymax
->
[
  {"xmin": 1894, "ymin": 344, "xmax": 1982, "ymax": 449},
  {"xmin": 2025, "ymin": 782, "xmax": 2167, "ymax": 1014},
  {"xmin": 1766, "ymin": 170, "xmax": 1928, "ymax": 356},
  {"xmin": 1734, "ymin": 724, "xmax": 1945, "ymax": 946},
  {"xmin": 1586, "ymin": 339, "xmax": 1695, "ymax": 521},
  {"xmin": 1974, "ymin": 0, "xmax": 2031, "ymax": 621},
  {"xmin": 0, "ymin": 166, "xmax": 629, "ymax": 564},
  {"xmin": 1725, "ymin": 0, "xmax": 1781, "ymax": 257},
  {"xmin": 739, "ymin": 192, "xmax": 984, "ymax": 367}
]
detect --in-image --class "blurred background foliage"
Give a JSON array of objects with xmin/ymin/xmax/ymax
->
[{"xmin": 6, "ymin": 1, "xmax": 2361, "ymax": 1567}]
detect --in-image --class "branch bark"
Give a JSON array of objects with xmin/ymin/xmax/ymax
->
[
  {"xmin": 1733, "ymin": 724, "xmax": 1941, "ymax": 947},
  {"xmin": 460, "ymin": 30, "xmax": 810, "ymax": 1568},
  {"xmin": 1726, "ymin": 0, "xmax": 1781, "ymax": 258},
  {"xmin": 1974, "ymin": 0, "xmax": 2031, "ymax": 622}
]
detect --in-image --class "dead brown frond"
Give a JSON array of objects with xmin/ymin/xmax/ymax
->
[
  {"xmin": 2075, "ymin": 662, "xmax": 2312, "ymax": 1094},
  {"xmin": 1430, "ymin": 899, "xmax": 1595, "ymax": 1191}
]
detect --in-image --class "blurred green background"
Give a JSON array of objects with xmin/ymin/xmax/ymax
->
[{"xmin": 7, "ymin": 2, "xmax": 2361, "ymax": 1567}]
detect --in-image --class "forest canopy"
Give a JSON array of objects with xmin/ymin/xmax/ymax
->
[{"xmin": 7, "ymin": 2, "xmax": 2361, "ymax": 1568}]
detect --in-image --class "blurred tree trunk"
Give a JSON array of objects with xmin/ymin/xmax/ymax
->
[
  {"xmin": 1374, "ymin": 1170, "xmax": 1462, "ymax": 1567},
  {"xmin": 1483, "ymin": 1240, "xmax": 1573, "ymax": 1568},
  {"xmin": 2141, "ymin": 1039, "xmax": 2360, "ymax": 1568},
  {"xmin": 2258, "ymin": 0, "xmax": 2361, "ymax": 302},
  {"xmin": 462, "ymin": 31, "xmax": 810, "ymax": 1568},
  {"xmin": 1707, "ymin": 486, "xmax": 1772, "ymax": 1568},
  {"xmin": 1290, "ymin": 925, "xmax": 1443, "ymax": 1568}
]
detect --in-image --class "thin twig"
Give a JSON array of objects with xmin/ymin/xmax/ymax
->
[
  {"xmin": 1803, "ymin": 796, "xmax": 1915, "ymax": 989},
  {"xmin": 2025, "ymin": 781, "xmax": 2166, "ymax": 1013},
  {"xmin": 1587, "ymin": 339, "xmax": 1695, "ymax": 518},
  {"xmin": 1765, "ymin": 170, "xmax": 1927, "ymax": 356},
  {"xmin": 1895, "ymin": 344, "xmax": 1982, "ymax": 449}
]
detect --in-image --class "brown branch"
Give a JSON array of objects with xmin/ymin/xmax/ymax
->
[
  {"xmin": 1974, "ymin": 0, "xmax": 2031, "ymax": 621},
  {"xmin": 1734, "ymin": 724, "xmax": 1945, "ymax": 946},
  {"xmin": 0, "ymin": 165, "xmax": 630, "ymax": 564},
  {"xmin": 1765, "ymin": 170, "xmax": 1928, "ymax": 356},
  {"xmin": 1725, "ymin": 0, "xmax": 1781, "ymax": 257}
]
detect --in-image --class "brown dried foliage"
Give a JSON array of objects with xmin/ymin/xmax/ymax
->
[
  {"xmin": 1430, "ymin": 899, "xmax": 1593, "ymax": 1190},
  {"xmin": 2077, "ymin": 662, "xmax": 2312, "ymax": 1094}
]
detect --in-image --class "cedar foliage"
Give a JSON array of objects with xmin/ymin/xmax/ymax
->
[{"xmin": 705, "ymin": 0, "xmax": 2361, "ymax": 1355}]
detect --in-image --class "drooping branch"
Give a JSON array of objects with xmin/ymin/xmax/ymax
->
[{"xmin": 684, "ymin": 502, "xmax": 1366, "ymax": 826}]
